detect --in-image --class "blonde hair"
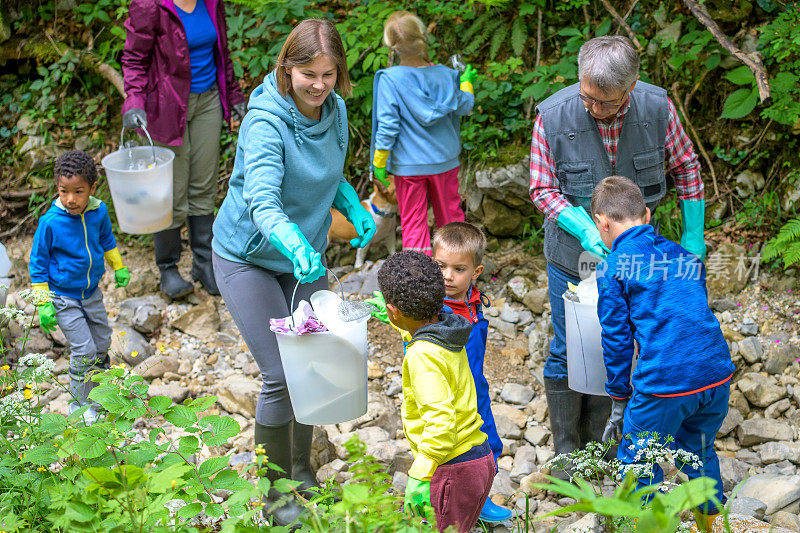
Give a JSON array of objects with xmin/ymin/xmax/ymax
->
[
  {"xmin": 383, "ymin": 11, "xmax": 428, "ymax": 60},
  {"xmin": 275, "ymin": 19, "xmax": 352, "ymax": 97},
  {"xmin": 433, "ymin": 222, "xmax": 487, "ymax": 266}
]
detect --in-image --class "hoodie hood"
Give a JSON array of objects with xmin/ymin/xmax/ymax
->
[
  {"xmin": 377, "ymin": 65, "xmax": 462, "ymax": 126},
  {"xmin": 54, "ymin": 196, "xmax": 102, "ymax": 215},
  {"xmin": 409, "ymin": 312, "xmax": 472, "ymax": 352},
  {"xmin": 247, "ymin": 71, "xmax": 346, "ymax": 149}
]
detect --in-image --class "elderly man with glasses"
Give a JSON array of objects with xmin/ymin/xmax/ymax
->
[{"xmin": 528, "ymin": 36, "xmax": 706, "ymax": 473}]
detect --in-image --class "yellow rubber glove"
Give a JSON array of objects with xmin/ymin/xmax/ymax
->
[{"xmin": 103, "ymin": 247, "xmax": 125, "ymax": 271}]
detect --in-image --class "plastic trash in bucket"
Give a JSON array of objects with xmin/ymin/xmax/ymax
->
[
  {"xmin": 101, "ymin": 126, "xmax": 174, "ymax": 234},
  {"xmin": 275, "ymin": 270, "xmax": 368, "ymax": 425},
  {"xmin": 564, "ymin": 274, "xmax": 607, "ymax": 396}
]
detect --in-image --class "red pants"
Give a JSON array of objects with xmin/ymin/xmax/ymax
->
[
  {"xmin": 430, "ymin": 450, "xmax": 495, "ymax": 533},
  {"xmin": 394, "ymin": 167, "xmax": 465, "ymax": 256}
]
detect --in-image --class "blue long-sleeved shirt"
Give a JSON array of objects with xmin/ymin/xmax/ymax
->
[
  {"xmin": 370, "ymin": 65, "xmax": 473, "ymax": 176},
  {"xmin": 597, "ymin": 225, "xmax": 734, "ymax": 399}
]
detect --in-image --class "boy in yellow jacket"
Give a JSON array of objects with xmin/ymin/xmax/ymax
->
[{"xmin": 377, "ymin": 250, "xmax": 494, "ymax": 533}]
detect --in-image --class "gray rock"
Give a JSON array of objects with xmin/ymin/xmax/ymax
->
[
  {"xmin": 229, "ymin": 452, "xmax": 254, "ymax": 467},
  {"xmin": 474, "ymin": 157, "xmax": 537, "ymax": 217},
  {"xmin": 507, "ymin": 276, "xmax": 534, "ymax": 302},
  {"xmin": 741, "ymin": 324, "xmax": 760, "ymax": 336},
  {"xmin": 739, "ymin": 338, "xmax": 764, "ymax": 364},
  {"xmin": 522, "ymin": 288, "xmax": 548, "ymax": 315},
  {"xmin": 482, "ymin": 197, "xmax": 523, "ymax": 236},
  {"xmin": 517, "ymin": 310, "xmax": 534, "ymax": 327},
  {"xmin": 392, "ymin": 471, "xmax": 408, "ymax": 494},
  {"xmin": 488, "ymin": 316, "xmax": 518, "ymax": 338},
  {"xmin": 735, "ymin": 449, "xmax": 763, "ymax": 465},
  {"xmin": 771, "ymin": 511, "xmax": 800, "ymax": 532},
  {"xmin": 765, "ymin": 398, "xmax": 792, "ymax": 419},
  {"xmin": 500, "ymin": 303, "xmax": 521, "ymax": 324},
  {"xmin": 500, "ymin": 383, "xmax": 534, "ymax": 405},
  {"xmin": 171, "ymin": 300, "xmax": 220, "ymax": 338},
  {"xmin": 712, "ymin": 298, "xmax": 739, "ymax": 312},
  {"xmin": 118, "ymin": 296, "xmax": 165, "ymax": 334},
  {"xmin": 524, "ymin": 425, "xmax": 550, "ymax": 446},
  {"xmin": 720, "ymin": 456, "xmax": 752, "ymax": 492},
  {"xmin": 110, "ymin": 324, "xmax": 155, "ymax": 365},
  {"xmin": 706, "ymin": 243, "xmax": 751, "ymax": 296},
  {"xmin": 765, "ymin": 344, "xmax": 800, "ymax": 375},
  {"xmin": 494, "ymin": 414, "xmax": 523, "ymax": 439},
  {"xmin": 385, "ymin": 375, "xmax": 402, "ymax": 396},
  {"xmin": 535, "ymin": 446, "xmax": 555, "ymax": 465},
  {"xmin": 736, "ymin": 474, "xmax": 800, "ymax": 515},
  {"xmin": 738, "ymin": 417, "xmax": 795, "ymax": 446},
  {"xmin": 510, "ymin": 445, "xmax": 537, "ymax": 482},
  {"xmin": 565, "ymin": 513, "xmax": 602, "ymax": 533},
  {"xmin": 501, "ymin": 438, "xmax": 519, "ymax": 457},
  {"xmin": 134, "ymin": 355, "xmax": 180, "ymax": 379},
  {"xmin": 718, "ymin": 408, "xmax": 744, "ymax": 436},
  {"xmin": 758, "ymin": 442, "xmax": 800, "ymax": 465},
  {"xmin": 764, "ymin": 461, "xmax": 800, "ymax": 477},
  {"xmin": 738, "ymin": 372, "xmax": 786, "ymax": 407},
  {"xmin": 721, "ymin": 513, "xmax": 797, "ymax": 533},
  {"xmin": 490, "ymin": 468, "xmax": 517, "ymax": 498},
  {"xmin": 215, "ymin": 375, "xmax": 260, "ymax": 417},
  {"xmin": 147, "ymin": 382, "xmax": 189, "ymax": 404},
  {"xmin": 728, "ymin": 497, "xmax": 767, "ymax": 520},
  {"xmin": 735, "ymin": 170, "xmax": 766, "ymax": 198}
]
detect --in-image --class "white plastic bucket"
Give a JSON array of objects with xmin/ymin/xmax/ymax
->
[
  {"xmin": 563, "ymin": 294, "xmax": 607, "ymax": 396},
  {"xmin": 101, "ymin": 128, "xmax": 174, "ymax": 234},
  {"xmin": 274, "ymin": 277, "xmax": 369, "ymax": 425},
  {"xmin": 0, "ymin": 243, "xmax": 10, "ymax": 307}
]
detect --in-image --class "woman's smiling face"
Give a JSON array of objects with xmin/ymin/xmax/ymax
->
[{"xmin": 286, "ymin": 54, "xmax": 338, "ymax": 120}]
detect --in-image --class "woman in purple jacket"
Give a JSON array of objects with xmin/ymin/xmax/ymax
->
[{"xmin": 121, "ymin": 0, "xmax": 245, "ymax": 299}]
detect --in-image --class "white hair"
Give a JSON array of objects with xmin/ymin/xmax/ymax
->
[{"xmin": 578, "ymin": 36, "xmax": 640, "ymax": 92}]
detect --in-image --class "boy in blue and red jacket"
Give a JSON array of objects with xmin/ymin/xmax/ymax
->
[
  {"xmin": 29, "ymin": 151, "xmax": 131, "ymax": 423},
  {"xmin": 432, "ymin": 222, "xmax": 511, "ymax": 524},
  {"xmin": 591, "ymin": 176, "xmax": 734, "ymax": 531}
]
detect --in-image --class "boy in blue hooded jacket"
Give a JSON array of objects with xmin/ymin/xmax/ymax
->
[
  {"xmin": 30, "ymin": 150, "xmax": 131, "ymax": 422},
  {"xmin": 592, "ymin": 176, "xmax": 733, "ymax": 531}
]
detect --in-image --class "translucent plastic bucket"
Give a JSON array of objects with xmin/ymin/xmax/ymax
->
[
  {"xmin": 564, "ymin": 295, "xmax": 607, "ymax": 396},
  {"xmin": 275, "ymin": 276, "xmax": 368, "ymax": 425},
  {"xmin": 0, "ymin": 243, "xmax": 10, "ymax": 307},
  {"xmin": 101, "ymin": 127, "xmax": 174, "ymax": 234}
]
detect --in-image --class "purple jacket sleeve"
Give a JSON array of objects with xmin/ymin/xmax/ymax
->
[
  {"xmin": 121, "ymin": 0, "xmax": 157, "ymax": 114},
  {"xmin": 597, "ymin": 266, "xmax": 635, "ymax": 400}
]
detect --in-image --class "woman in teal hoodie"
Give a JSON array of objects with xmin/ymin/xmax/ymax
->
[{"xmin": 211, "ymin": 19, "xmax": 374, "ymax": 526}]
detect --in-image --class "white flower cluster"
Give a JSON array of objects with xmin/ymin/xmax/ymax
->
[
  {"xmin": 0, "ymin": 391, "xmax": 24, "ymax": 417},
  {"xmin": 0, "ymin": 306, "xmax": 25, "ymax": 321},
  {"xmin": 18, "ymin": 288, "xmax": 56, "ymax": 307},
  {"xmin": 19, "ymin": 352, "xmax": 56, "ymax": 381}
]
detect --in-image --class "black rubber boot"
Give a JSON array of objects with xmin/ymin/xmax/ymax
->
[
  {"xmin": 291, "ymin": 420, "xmax": 319, "ymax": 496},
  {"xmin": 187, "ymin": 214, "xmax": 219, "ymax": 296},
  {"xmin": 579, "ymin": 394, "xmax": 612, "ymax": 449},
  {"xmin": 255, "ymin": 421, "xmax": 304, "ymax": 527},
  {"xmin": 544, "ymin": 377, "xmax": 583, "ymax": 480},
  {"xmin": 153, "ymin": 228, "xmax": 194, "ymax": 299}
]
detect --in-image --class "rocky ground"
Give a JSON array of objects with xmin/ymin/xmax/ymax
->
[{"xmin": 2, "ymin": 234, "xmax": 799, "ymax": 532}]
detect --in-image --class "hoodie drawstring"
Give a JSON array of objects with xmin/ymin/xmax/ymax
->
[
  {"xmin": 289, "ymin": 108, "xmax": 304, "ymax": 146},
  {"xmin": 288, "ymin": 98, "xmax": 345, "ymax": 150}
]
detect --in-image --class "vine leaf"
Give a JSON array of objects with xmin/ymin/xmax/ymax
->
[{"xmin": 720, "ymin": 87, "xmax": 758, "ymax": 119}]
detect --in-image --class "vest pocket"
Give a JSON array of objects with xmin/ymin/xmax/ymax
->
[
  {"xmin": 632, "ymin": 149, "xmax": 666, "ymax": 203},
  {"xmin": 558, "ymin": 161, "xmax": 594, "ymax": 212}
]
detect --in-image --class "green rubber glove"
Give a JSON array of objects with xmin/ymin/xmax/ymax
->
[
  {"xmin": 557, "ymin": 206, "xmax": 611, "ymax": 259},
  {"xmin": 38, "ymin": 302, "xmax": 58, "ymax": 334},
  {"xmin": 114, "ymin": 267, "xmax": 130, "ymax": 288},
  {"xmin": 460, "ymin": 64, "xmax": 478, "ymax": 85},
  {"xmin": 364, "ymin": 291, "xmax": 389, "ymax": 324},
  {"xmin": 680, "ymin": 199, "xmax": 707, "ymax": 260},
  {"xmin": 404, "ymin": 477, "xmax": 433, "ymax": 519},
  {"xmin": 332, "ymin": 181, "xmax": 376, "ymax": 249},
  {"xmin": 372, "ymin": 166, "xmax": 390, "ymax": 187},
  {"xmin": 268, "ymin": 222, "xmax": 326, "ymax": 283}
]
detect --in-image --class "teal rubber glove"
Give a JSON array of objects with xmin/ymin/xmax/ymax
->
[
  {"xmin": 557, "ymin": 206, "xmax": 610, "ymax": 259},
  {"xmin": 268, "ymin": 222, "xmax": 326, "ymax": 283},
  {"xmin": 404, "ymin": 477, "xmax": 433, "ymax": 519},
  {"xmin": 114, "ymin": 267, "xmax": 130, "ymax": 288},
  {"xmin": 364, "ymin": 291, "xmax": 389, "ymax": 324},
  {"xmin": 372, "ymin": 166, "xmax": 390, "ymax": 187},
  {"xmin": 332, "ymin": 181, "xmax": 376, "ymax": 248},
  {"xmin": 38, "ymin": 302, "xmax": 58, "ymax": 334},
  {"xmin": 680, "ymin": 199, "xmax": 707, "ymax": 260},
  {"xmin": 460, "ymin": 64, "xmax": 478, "ymax": 85}
]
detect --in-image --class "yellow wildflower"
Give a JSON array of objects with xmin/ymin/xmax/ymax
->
[
  {"xmin": 38, "ymin": 466, "xmax": 46, "ymax": 472},
  {"xmin": 119, "ymin": 331, "xmax": 126, "ymax": 336},
  {"xmin": 131, "ymin": 350, "xmax": 138, "ymax": 358},
  {"xmin": 24, "ymin": 389, "xmax": 33, "ymax": 400},
  {"xmin": 171, "ymin": 480, "xmax": 176, "ymax": 489},
  {"xmin": 1, "ymin": 365, "xmax": 9, "ymax": 371}
]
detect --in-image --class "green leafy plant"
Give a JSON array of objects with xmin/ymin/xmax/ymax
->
[{"xmin": 762, "ymin": 217, "xmax": 800, "ymax": 268}]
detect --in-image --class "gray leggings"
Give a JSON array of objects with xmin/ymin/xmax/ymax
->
[{"xmin": 212, "ymin": 251, "xmax": 328, "ymax": 426}]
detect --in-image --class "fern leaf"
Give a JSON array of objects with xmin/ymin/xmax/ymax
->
[
  {"xmin": 463, "ymin": 11, "xmax": 492, "ymax": 42},
  {"xmin": 777, "ymin": 218, "xmax": 800, "ymax": 241},
  {"xmin": 511, "ymin": 16, "xmax": 528, "ymax": 56},
  {"xmin": 762, "ymin": 239, "xmax": 779, "ymax": 262},
  {"xmin": 490, "ymin": 21, "xmax": 510, "ymax": 59},
  {"xmin": 783, "ymin": 242, "xmax": 800, "ymax": 267}
]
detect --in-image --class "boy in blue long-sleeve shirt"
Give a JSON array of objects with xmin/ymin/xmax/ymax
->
[
  {"xmin": 30, "ymin": 150, "xmax": 131, "ymax": 423},
  {"xmin": 591, "ymin": 176, "xmax": 734, "ymax": 531}
]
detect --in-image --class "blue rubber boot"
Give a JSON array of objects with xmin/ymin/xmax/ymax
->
[{"xmin": 479, "ymin": 498, "xmax": 512, "ymax": 524}]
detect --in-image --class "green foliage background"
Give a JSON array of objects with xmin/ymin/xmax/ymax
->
[{"xmin": 0, "ymin": 0, "xmax": 799, "ymax": 250}]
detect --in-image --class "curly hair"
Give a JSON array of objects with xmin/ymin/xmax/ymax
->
[
  {"xmin": 54, "ymin": 150, "xmax": 98, "ymax": 186},
  {"xmin": 377, "ymin": 251, "xmax": 445, "ymax": 321}
]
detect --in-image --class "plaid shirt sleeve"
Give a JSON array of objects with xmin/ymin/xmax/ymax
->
[
  {"xmin": 530, "ymin": 115, "xmax": 571, "ymax": 221},
  {"xmin": 665, "ymin": 97, "xmax": 704, "ymax": 201}
]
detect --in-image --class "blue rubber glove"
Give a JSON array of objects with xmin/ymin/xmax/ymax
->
[
  {"xmin": 557, "ymin": 206, "xmax": 610, "ymax": 259},
  {"xmin": 332, "ymin": 181, "xmax": 376, "ymax": 248},
  {"xmin": 268, "ymin": 222, "xmax": 326, "ymax": 283},
  {"xmin": 680, "ymin": 199, "xmax": 707, "ymax": 260},
  {"xmin": 404, "ymin": 477, "xmax": 433, "ymax": 519}
]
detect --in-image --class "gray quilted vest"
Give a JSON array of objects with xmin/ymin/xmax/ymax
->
[{"xmin": 536, "ymin": 81, "xmax": 668, "ymax": 277}]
